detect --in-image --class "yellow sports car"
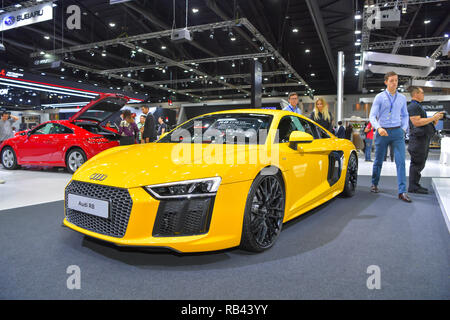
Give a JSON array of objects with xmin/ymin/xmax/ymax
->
[{"xmin": 63, "ymin": 109, "xmax": 357, "ymax": 253}]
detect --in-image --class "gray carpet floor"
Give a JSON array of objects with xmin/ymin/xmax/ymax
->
[{"xmin": 0, "ymin": 176, "xmax": 449, "ymax": 300}]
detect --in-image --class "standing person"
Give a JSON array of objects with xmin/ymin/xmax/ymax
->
[
  {"xmin": 0, "ymin": 112, "xmax": 19, "ymax": 184},
  {"xmin": 407, "ymin": 86, "xmax": 444, "ymax": 194},
  {"xmin": 310, "ymin": 98, "xmax": 333, "ymax": 132},
  {"xmin": 157, "ymin": 116, "xmax": 168, "ymax": 139},
  {"xmin": 345, "ymin": 123, "xmax": 353, "ymax": 140},
  {"xmin": 335, "ymin": 121, "xmax": 345, "ymax": 138},
  {"xmin": 141, "ymin": 106, "xmax": 157, "ymax": 143},
  {"xmin": 137, "ymin": 114, "xmax": 146, "ymax": 143},
  {"xmin": 283, "ymin": 92, "xmax": 302, "ymax": 114},
  {"xmin": 369, "ymin": 71, "xmax": 411, "ymax": 202},
  {"xmin": 118, "ymin": 110, "xmax": 139, "ymax": 145},
  {"xmin": 364, "ymin": 121, "xmax": 374, "ymax": 162}
]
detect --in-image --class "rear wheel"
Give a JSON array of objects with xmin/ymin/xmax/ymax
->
[
  {"xmin": 1, "ymin": 147, "xmax": 19, "ymax": 170},
  {"xmin": 66, "ymin": 148, "xmax": 87, "ymax": 174},
  {"xmin": 240, "ymin": 173, "xmax": 286, "ymax": 252},
  {"xmin": 342, "ymin": 152, "xmax": 358, "ymax": 197}
]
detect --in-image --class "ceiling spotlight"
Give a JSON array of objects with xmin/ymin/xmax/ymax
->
[
  {"xmin": 209, "ymin": 30, "xmax": 214, "ymax": 39},
  {"xmin": 161, "ymin": 45, "xmax": 167, "ymax": 50},
  {"xmin": 101, "ymin": 49, "xmax": 107, "ymax": 57},
  {"xmin": 109, "ymin": 22, "xmax": 116, "ymax": 28},
  {"xmin": 355, "ymin": 42, "xmax": 361, "ymax": 46},
  {"xmin": 231, "ymin": 61, "xmax": 235, "ymax": 68},
  {"xmin": 310, "ymin": 73, "xmax": 315, "ymax": 77},
  {"xmin": 44, "ymin": 35, "xmax": 50, "ymax": 40},
  {"xmin": 355, "ymin": 30, "xmax": 361, "ymax": 34},
  {"xmin": 424, "ymin": 19, "xmax": 431, "ymax": 24},
  {"xmin": 192, "ymin": 8, "xmax": 199, "ymax": 13},
  {"xmin": 354, "ymin": 14, "xmax": 362, "ymax": 20},
  {"xmin": 305, "ymin": 49, "xmax": 310, "ymax": 53},
  {"xmin": 292, "ymin": 28, "xmax": 299, "ymax": 33}
]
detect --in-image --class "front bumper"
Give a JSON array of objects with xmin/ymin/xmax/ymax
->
[{"xmin": 63, "ymin": 179, "xmax": 252, "ymax": 252}]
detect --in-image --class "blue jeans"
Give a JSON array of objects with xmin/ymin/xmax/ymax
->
[
  {"xmin": 371, "ymin": 127, "xmax": 406, "ymax": 194},
  {"xmin": 365, "ymin": 138, "xmax": 373, "ymax": 160}
]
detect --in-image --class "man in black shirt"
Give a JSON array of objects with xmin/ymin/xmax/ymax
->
[
  {"xmin": 407, "ymin": 86, "xmax": 444, "ymax": 194},
  {"xmin": 141, "ymin": 106, "xmax": 157, "ymax": 143}
]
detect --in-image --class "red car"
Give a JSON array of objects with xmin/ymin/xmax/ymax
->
[{"xmin": 0, "ymin": 93, "xmax": 129, "ymax": 173}]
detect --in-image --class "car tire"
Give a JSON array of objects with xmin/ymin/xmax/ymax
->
[
  {"xmin": 66, "ymin": 148, "xmax": 87, "ymax": 174},
  {"xmin": 342, "ymin": 152, "xmax": 358, "ymax": 197},
  {"xmin": 240, "ymin": 173, "xmax": 286, "ymax": 253},
  {"xmin": 1, "ymin": 146, "xmax": 19, "ymax": 170}
]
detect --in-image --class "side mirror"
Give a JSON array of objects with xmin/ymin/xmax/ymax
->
[{"xmin": 288, "ymin": 131, "xmax": 314, "ymax": 150}]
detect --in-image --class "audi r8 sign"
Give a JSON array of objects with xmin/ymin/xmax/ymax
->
[{"xmin": 0, "ymin": 2, "xmax": 53, "ymax": 32}]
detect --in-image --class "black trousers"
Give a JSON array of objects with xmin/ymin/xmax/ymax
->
[
  {"xmin": 407, "ymin": 135, "xmax": 430, "ymax": 191},
  {"xmin": 119, "ymin": 136, "xmax": 136, "ymax": 145}
]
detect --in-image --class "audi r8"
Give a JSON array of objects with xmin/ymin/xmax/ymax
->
[
  {"xmin": 1, "ymin": 93, "xmax": 129, "ymax": 174},
  {"xmin": 63, "ymin": 109, "xmax": 358, "ymax": 253}
]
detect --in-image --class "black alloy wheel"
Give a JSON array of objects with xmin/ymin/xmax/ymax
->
[
  {"xmin": 342, "ymin": 152, "xmax": 358, "ymax": 197},
  {"xmin": 240, "ymin": 173, "xmax": 286, "ymax": 252}
]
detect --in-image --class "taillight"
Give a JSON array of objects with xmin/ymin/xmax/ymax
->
[{"xmin": 87, "ymin": 137, "xmax": 110, "ymax": 144}]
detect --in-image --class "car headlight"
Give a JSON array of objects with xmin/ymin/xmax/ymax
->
[{"xmin": 145, "ymin": 177, "xmax": 221, "ymax": 199}]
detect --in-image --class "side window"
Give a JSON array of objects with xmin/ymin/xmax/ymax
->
[
  {"xmin": 34, "ymin": 123, "xmax": 53, "ymax": 135},
  {"xmin": 315, "ymin": 126, "xmax": 331, "ymax": 139},
  {"xmin": 276, "ymin": 116, "xmax": 299, "ymax": 143},
  {"xmin": 297, "ymin": 118, "xmax": 319, "ymax": 139},
  {"xmin": 54, "ymin": 124, "xmax": 73, "ymax": 134}
]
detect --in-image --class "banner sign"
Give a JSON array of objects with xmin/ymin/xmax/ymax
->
[
  {"xmin": 30, "ymin": 53, "xmax": 61, "ymax": 70},
  {"xmin": 0, "ymin": 2, "xmax": 53, "ymax": 32}
]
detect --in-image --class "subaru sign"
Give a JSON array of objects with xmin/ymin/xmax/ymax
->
[{"xmin": 0, "ymin": 2, "xmax": 53, "ymax": 32}]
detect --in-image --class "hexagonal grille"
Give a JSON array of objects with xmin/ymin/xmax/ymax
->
[{"xmin": 65, "ymin": 180, "xmax": 133, "ymax": 238}]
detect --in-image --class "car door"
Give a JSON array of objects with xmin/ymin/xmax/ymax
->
[
  {"xmin": 277, "ymin": 116, "xmax": 332, "ymax": 219},
  {"xmin": 20, "ymin": 123, "xmax": 58, "ymax": 163},
  {"xmin": 49, "ymin": 124, "xmax": 74, "ymax": 163}
]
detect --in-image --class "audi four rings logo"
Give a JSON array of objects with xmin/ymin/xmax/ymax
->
[{"xmin": 89, "ymin": 173, "xmax": 107, "ymax": 181}]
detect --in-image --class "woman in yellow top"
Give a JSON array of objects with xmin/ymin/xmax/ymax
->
[{"xmin": 310, "ymin": 98, "xmax": 333, "ymax": 132}]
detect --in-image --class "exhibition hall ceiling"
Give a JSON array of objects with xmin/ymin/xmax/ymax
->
[{"xmin": 0, "ymin": 0, "xmax": 448, "ymax": 103}]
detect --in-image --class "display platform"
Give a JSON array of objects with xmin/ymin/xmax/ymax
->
[{"xmin": 0, "ymin": 176, "xmax": 448, "ymax": 300}]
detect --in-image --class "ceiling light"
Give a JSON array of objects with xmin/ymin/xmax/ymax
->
[
  {"xmin": 355, "ymin": 30, "xmax": 361, "ymax": 34},
  {"xmin": 101, "ymin": 50, "xmax": 107, "ymax": 57},
  {"xmin": 355, "ymin": 14, "xmax": 362, "ymax": 20},
  {"xmin": 424, "ymin": 20, "xmax": 431, "ymax": 24},
  {"xmin": 209, "ymin": 30, "xmax": 214, "ymax": 39},
  {"xmin": 355, "ymin": 42, "xmax": 361, "ymax": 46},
  {"xmin": 192, "ymin": 8, "xmax": 199, "ymax": 13},
  {"xmin": 305, "ymin": 49, "xmax": 310, "ymax": 53},
  {"xmin": 445, "ymin": 34, "xmax": 449, "ymax": 38},
  {"xmin": 44, "ymin": 35, "xmax": 50, "ymax": 40},
  {"xmin": 161, "ymin": 45, "xmax": 167, "ymax": 50},
  {"xmin": 292, "ymin": 28, "xmax": 299, "ymax": 33},
  {"xmin": 310, "ymin": 73, "xmax": 315, "ymax": 77},
  {"xmin": 229, "ymin": 31, "xmax": 236, "ymax": 41},
  {"xmin": 14, "ymin": 4, "xmax": 22, "ymax": 8},
  {"xmin": 355, "ymin": 53, "xmax": 361, "ymax": 56},
  {"xmin": 109, "ymin": 22, "xmax": 116, "ymax": 27}
]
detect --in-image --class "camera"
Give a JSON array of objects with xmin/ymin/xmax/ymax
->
[{"xmin": 441, "ymin": 111, "xmax": 450, "ymax": 120}]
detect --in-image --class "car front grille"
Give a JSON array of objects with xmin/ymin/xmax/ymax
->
[
  {"xmin": 65, "ymin": 180, "xmax": 133, "ymax": 238},
  {"xmin": 152, "ymin": 197, "xmax": 215, "ymax": 237}
]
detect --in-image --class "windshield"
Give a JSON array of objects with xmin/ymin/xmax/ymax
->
[{"xmin": 158, "ymin": 113, "xmax": 273, "ymax": 144}]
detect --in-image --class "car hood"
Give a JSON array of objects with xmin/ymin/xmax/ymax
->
[{"xmin": 72, "ymin": 143, "xmax": 269, "ymax": 188}]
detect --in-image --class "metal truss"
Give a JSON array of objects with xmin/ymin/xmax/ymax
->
[
  {"xmin": 100, "ymin": 53, "xmax": 272, "ymax": 74},
  {"xmin": 29, "ymin": 20, "xmax": 239, "ymax": 57},
  {"xmin": 31, "ymin": 18, "xmax": 312, "ymax": 99},
  {"xmin": 368, "ymin": 37, "xmax": 447, "ymax": 50},
  {"xmin": 369, "ymin": 0, "xmax": 447, "ymax": 7},
  {"xmin": 177, "ymin": 82, "xmax": 308, "ymax": 94}
]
